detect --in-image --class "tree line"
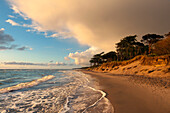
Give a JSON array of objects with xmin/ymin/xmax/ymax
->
[{"xmin": 89, "ymin": 32, "xmax": 170, "ymax": 66}]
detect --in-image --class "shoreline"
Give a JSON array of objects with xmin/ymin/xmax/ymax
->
[{"xmin": 80, "ymin": 70, "xmax": 170, "ymax": 113}]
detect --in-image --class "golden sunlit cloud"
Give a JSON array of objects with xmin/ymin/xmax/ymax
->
[
  {"xmin": 68, "ymin": 47, "xmax": 102, "ymax": 65},
  {"xmin": 6, "ymin": 19, "xmax": 20, "ymax": 26},
  {"xmin": 8, "ymin": 0, "xmax": 170, "ymax": 51}
]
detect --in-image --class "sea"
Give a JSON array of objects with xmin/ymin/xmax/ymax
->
[{"xmin": 0, "ymin": 69, "xmax": 114, "ymax": 113}]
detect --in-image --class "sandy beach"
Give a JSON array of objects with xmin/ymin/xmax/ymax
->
[{"xmin": 81, "ymin": 70, "xmax": 170, "ymax": 113}]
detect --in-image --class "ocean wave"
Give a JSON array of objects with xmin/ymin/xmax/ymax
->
[
  {"xmin": 59, "ymin": 71, "xmax": 114, "ymax": 113},
  {"xmin": 0, "ymin": 71, "xmax": 114, "ymax": 113},
  {"xmin": 0, "ymin": 75, "xmax": 55, "ymax": 93}
]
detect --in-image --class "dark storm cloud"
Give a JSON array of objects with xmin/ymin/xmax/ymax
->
[
  {"xmin": 0, "ymin": 30, "xmax": 31, "ymax": 51},
  {"xmin": 4, "ymin": 62, "xmax": 47, "ymax": 66},
  {"xmin": 0, "ymin": 44, "xmax": 17, "ymax": 51},
  {"xmin": 17, "ymin": 46, "xmax": 29, "ymax": 51},
  {"xmin": 3, "ymin": 62, "xmax": 73, "ymax": 66},
  {"xmin": 0, "ymin": 30, "xmax": 14, "ymax": 44}
]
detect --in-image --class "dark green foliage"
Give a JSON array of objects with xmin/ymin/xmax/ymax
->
[
  {"xmin": 89, "ymin": 32, "xmax": 169, "ymax": 66},
  {"xmin": 89, "ymin": 52, "xmax": 104, "ymax": 66},
  {"xmin": 102, "ymin": 51, "xmax": 117, "ymax": 62},
  {"xmin": 116, "ymin": 35, "xmax": 137, "ymax": 60},
  {"xmin": 141, "ymin": 34, "xmax": 164, "ymax": 54},
  {"xmin": 116, "ymin": 35, "xmax": 147, "ymax": 61},
  {"xmin": 89, "ymin": 51, "xmax": 117, "ymax": 66}
]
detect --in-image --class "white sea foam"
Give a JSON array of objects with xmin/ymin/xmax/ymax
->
[
  {"xmin": 59, "ymin": 96, "xmax": 71, "ymax": 113},
  {"xmin": 82, "ymin": 86, "xmax": 107, "ymax": 112},
  {"xmin": 60, "ymin": 70, "xmax": 114, "ymax": 113},
  {"xmin": 0, "ymin": 75, "xmax": 55, "ymax": 93},
  {"xmin": 0, "ymin": 70, "xmax": 114, "ymax": 113}
]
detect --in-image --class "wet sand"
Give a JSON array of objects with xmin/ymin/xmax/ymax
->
[{"xmin": 81, "ymin": 70, "xmax": 170, "ymax": 113}]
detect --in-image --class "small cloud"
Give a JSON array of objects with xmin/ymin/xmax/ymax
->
[
  {"xmin": 0, "ymin": 44, "xmax": 17, "ymax": 51},
  {"xmin": 0, "ymin": 45, "xmax": 32, "ymax": 51},
  {"xmin": 26, "ymin": 29, "xmax": 31, "ymax": 32},
  {"xmin": 48, "ymin": 33, "xmax": 58, "ymax": 38},
  {"xmin": 22, "ymin": 23, "xmax": 45, "ymax": 32},
  {"xmin": 3, "ymin": 61, "xmax": 72, "ymax": 66},
  {"xmin": 8, "ymin": 15, "xmax": 15, "ymax": 18},
  {"xmin": 9, "ymin": 44, "xmax": 18, "ymax": 49},
  {"xmin": 11, "ymin": 5, "xmax": 28, "ymax": 20},
  {"xmin": 17, "ymin": 46, "xmax": 32, "ymax": 51},
  {"xmin": 66, "ymin": 48, "xmax": 72, "ymax": 51},
  {"xmin": 4, "ymin": 62, "xmax": 46, "ymax": 66},
  {"xmin": 0, "ymin": 30, "xmax": 32, "ymax": 51},
  {"xmin": 0, "ymin": 46, "xmax": 11, "ymax": 51},
  {"xmin": 44, "ymin": 32, "xmax": 48, "ymax": 36},
  {"xmin": 64, "ymin": 57, "xmax": 70, "ymax": 61},
  {"xmin": 0, "ymin": 30, "xmax": 14, "ymax": 44},
  {"xmin": 6, "ymin": 19, "xmax": 20, "ymax": 26},
  {"xmin": 22, "ymin": 23, "xmax": 34, "ymax": 28},
  {"xmin": 46, "ymin": 32, "xmax": 73, "ymax": 39},
  {"xmin": 17, "ymin": 46, "xmax": 27, "ymax": 51},
  {"xmin": 56, "ymin": 62, "xmax": 64, "ymax": 65},
  {"xmin": 67, "ymin": 47, "xmax": 102, "ymax": 66},
  {"xmin": 0, "ymin": 28, "xmax": 5, "ymax": 31}
]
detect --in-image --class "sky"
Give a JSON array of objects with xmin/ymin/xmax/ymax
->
[{"xmin": 0, "ymin": 0, "xmax": 169, "ymax": 69}]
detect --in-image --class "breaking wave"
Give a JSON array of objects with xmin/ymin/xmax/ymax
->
[
  {"xmin": 0, "ymin": 75, "xmax": 55, "ymax": 93},
  {"xmin": 0, "ymin": 70, "xmax": 114, "ymax": 113}
]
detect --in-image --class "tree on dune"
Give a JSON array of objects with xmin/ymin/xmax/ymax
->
[
  {"xmin": 89, "ymin": 59, "xmax": 94, "ymax": 66},
  {"xmin": 102, "ymin": 51, "xmax": 117, "ymax": 62},
  {"xmin": 141, "ymin": 34, "xmax": 164, "ymax": 54},
  {"xmin": 89, "ymin": 32, "xmax": 168, "ymax": 67},
  {"xmin": 116, "ymin": 35, "xmax": 138, "ymax": 60},
  {"xmin": 135, "ymin": 42, "xmax": 144, "ymax": 55},
  {"xmin": 89, "ymin": 52, "xmax": 104, "ymax": 66},
  {"xmin": 134, "ymin": 42, "xmax": 149, "ymax": 55}
]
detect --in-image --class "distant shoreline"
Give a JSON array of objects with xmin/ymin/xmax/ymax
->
[{"xmin": 80, "ymin": 69, "xmax": 170, "ymax": 113}]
